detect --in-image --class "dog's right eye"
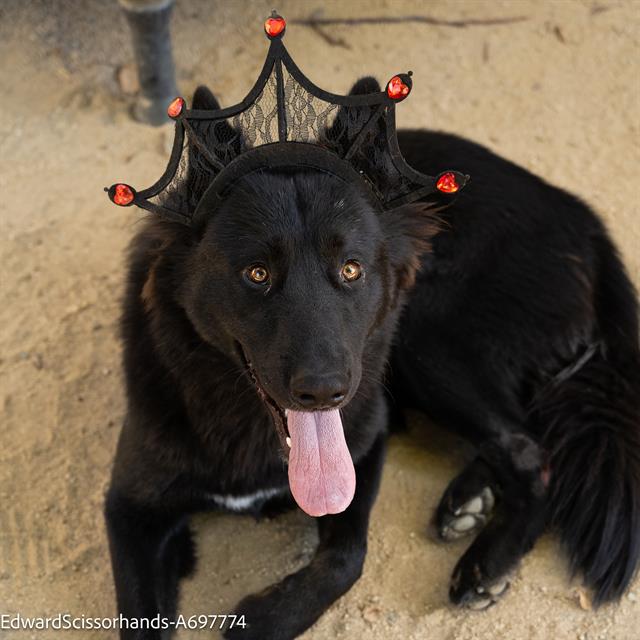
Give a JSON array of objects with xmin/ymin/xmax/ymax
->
[
  {"xmin": 341, "ymin": 260, "xmax": 362, "ymax": 282},
  {"xmin": 245, "ymin": 265, "xmax": 270, "ymax": 285}
]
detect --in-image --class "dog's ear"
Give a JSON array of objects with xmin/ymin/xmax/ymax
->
[
  {"xmin": 380, "ymin": 202, "xmax": 443, "ymax": 291},
  {"xmin": 323, "ymin": 77, "xmax": 381, "ymax": 144},
  {"xmin": 192, "ymin": 85, "xmax": 221, "ymax": 110},
  {"xmin": 188, "ymin": 85, "xmax": 244, "ymax": 159},
  {"xmin": 184, "ymin": 86, "xmax": 244, "ymax": 211},
  {"xmin": 347, "ymin": 76, "xmax": 381, "ymax": 95}
]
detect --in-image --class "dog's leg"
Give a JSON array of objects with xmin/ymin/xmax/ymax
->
[
  {"xmin": 395, "ymin": 352, "xmax": 549, "ymax": 607},
  {"xmin": 447, "ymin": 434, "xmax": 548, "ymax": 610},
  {"xmin": 156, "ymin": 522, "xmax": 197, "ymax": 624},
  {"xmin": 105, "ymin": 489, "xmax": 191, "ymax": 639},
  {"xmin": 225, "ymin": 432, "xmax": 386, "ymax": 640}
]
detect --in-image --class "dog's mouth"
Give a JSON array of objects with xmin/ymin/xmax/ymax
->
[
  {"xmin": 236, "ymin": 343, "xmax": 290, "ymax": 453},
  {"xmin": 236, "ymin": 342, "xmax": 356, "ymax": 517}
]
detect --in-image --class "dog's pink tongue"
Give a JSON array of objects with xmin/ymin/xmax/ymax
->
[{"xmin": 287, "ymin": 409, "xmax": 356, "ymax": 517}]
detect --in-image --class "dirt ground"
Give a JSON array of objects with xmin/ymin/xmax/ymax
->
[{"xmin": 1, "ymin": 1, "xmax": 639, "ymax": 638}]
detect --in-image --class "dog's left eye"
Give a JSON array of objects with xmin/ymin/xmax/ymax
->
[
  {"xmin": 341, "ymin": 260, "xmax": 363, "ymax": 282},
  {"xmin": 245, "ymin": 265, "xmax": 270, "ymax": 285}
]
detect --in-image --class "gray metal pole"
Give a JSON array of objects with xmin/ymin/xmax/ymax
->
[{"xmin": 118, "ymin": 0, "xmax": 179, "ymax": 125}]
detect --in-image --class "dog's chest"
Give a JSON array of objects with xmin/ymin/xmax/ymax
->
[{"xmin": 206, "ymin": 485, "xmax": 289, "ymax": 512}]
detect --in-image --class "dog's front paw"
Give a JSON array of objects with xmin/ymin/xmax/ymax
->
[
  {"xmin": 224, "ymin": 580, "xmax": 304, "ymax": 640},
  {"xmin": 224, "ymin": 549, "xmax": 362, "ymax": 639}
]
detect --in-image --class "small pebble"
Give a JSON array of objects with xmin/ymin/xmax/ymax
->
[
  {"xmin": 117, "ymin": 63, "xmax": 140, "ymax": 94},
  {"xmin": 577, "ymin": 588, "xmax": 593, "ymax": 610},
  {"xmin": 361, "ymin": 605, "xmax": 381, "ymax": 623}
]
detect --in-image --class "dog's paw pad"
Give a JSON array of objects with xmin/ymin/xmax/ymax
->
[
  {"xmin": 465, "ymin": 579, "xmax": 510, "ymax": 610},
  {"xmin": 439, "ymin": 487, "xmax": 495, "ymax": 541},
  {"xmin": 455, "ymin": 496, "xmax": 483, "ymax": 515},
  {"xmin": 486, "ymin": 579, "xmax": 509, "ymax": 597},
  {"xmin": 467, "ymin": 596, "xmax": 494, "ymax": 610}
]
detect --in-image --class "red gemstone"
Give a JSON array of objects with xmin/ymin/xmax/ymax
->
[
  {"xmin": 436, "ymin": 172, "xmax": 459, "ymax": 194},
  {"xmin": 113, "ymin": 184, "xmax": 134, "ymax": 206},
  {"xmin": 264, "ymin": 15, "xmax": 286, "ymax": 37},
  {"xmin": 387, "ymin": 76, "xmax": 410, "ymax": 100},
  {"xmin": 167, "ymin": 97, "xmax": 184, "ymax": 118}
]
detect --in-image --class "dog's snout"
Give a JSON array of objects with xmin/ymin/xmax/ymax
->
[{"xmin": 290, "ymin": 371, "xmax": 348, "ymax": 409}]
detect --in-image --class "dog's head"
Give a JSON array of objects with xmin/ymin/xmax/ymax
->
[
  {"xmin": 184, "ymin": 166, "xmax": 437, "ymax": 402},
  {"xmin": 172, "ymin": 85, "xmax": 441, "ymax": 515}
]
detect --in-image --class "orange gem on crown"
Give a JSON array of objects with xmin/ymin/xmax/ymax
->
[
  {"xmin": 113, "ymin": 184, "xmax": 135, "ymax": 206},
  {"xmin": 436, "ymin": 172, "xmax": 459, "ymax": 194},
  {"xmin": 167, "ymin": 97, "xmax": 185, "ymax": 118},
  {"xmin": 387, "ymin": 76, "xmax": 411, "ymax": 100},
  {"xmin": 264, "ymin": 15, "xmax": 286, "ymax": 37}
]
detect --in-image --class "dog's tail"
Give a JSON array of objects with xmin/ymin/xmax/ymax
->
[{"xmin": 533, "ymin": 233, "xmax": 640, "ymax": 605}]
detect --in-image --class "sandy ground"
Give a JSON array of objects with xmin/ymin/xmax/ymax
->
[{"xmin": 1, "ymin": 1, "xmax": 639, "ymax": 638}]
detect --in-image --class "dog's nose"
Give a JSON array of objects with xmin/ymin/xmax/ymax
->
[{"xmin": 290, "ymin": 372, "xmax": 348, "ymax": 409}]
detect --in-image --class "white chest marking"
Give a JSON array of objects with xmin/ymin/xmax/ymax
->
[{"xmin": 207, "ymin": 486, "xmax": 288, "ymax": 511}]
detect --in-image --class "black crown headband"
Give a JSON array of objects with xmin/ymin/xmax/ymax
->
[{"xmin": 106, "ymin": 11, "xmax": 469, "ymax": 226}]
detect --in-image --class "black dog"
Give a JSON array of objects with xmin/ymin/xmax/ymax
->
[{"xmin": 105, "ymin": 84, "xmax": 640, "ymax": 639}]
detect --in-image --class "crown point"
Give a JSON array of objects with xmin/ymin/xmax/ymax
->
[
  {"xmin": 167, "ymin": 96, "xmax": 185, "ymax": 118},
  {"xmin": 436, "ymin": 172, "xmax": 460, "ymax": 194},
  {"xmin": 111, "ymin": 183, "xmax": 135, "ymax": 206},
  {"xmin": 264, "ymin": 14, "xmax": 286, "ymax": 38},
  {"xmin": 386, "ymin": 74, "xmax": 412, "ymax": 101}
]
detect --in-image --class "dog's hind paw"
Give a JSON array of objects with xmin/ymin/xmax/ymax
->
[
  {"xmin": 438, "ymin": 486, "xmax": 495, "ymax": 541},
  {"xmin": 450, "ymin": 559, "xmax": 511, "ymax": 610}
]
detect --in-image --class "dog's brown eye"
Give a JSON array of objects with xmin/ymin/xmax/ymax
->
[
  {"xmin": 246, "ymin": 265, "xmax": 270, "ymax": 284},
  {"xmin": 341, "ymin": 260, "xmax": 362, "ymax": 282}
]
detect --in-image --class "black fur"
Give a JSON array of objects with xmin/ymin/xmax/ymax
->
[
  {"xmin": 105, "ymin": 83, "xmax": 640, "ymax": 639},
  {"xmin": 392, "ymin": 129, "xmax": 640, "ymax": 606}
]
